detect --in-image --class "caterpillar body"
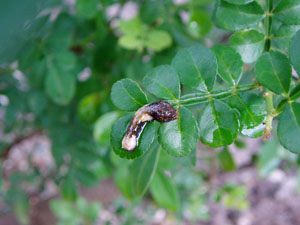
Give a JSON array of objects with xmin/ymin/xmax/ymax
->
[{"xmin": 122, "ymin": 101, "xmax": 178, "ymax": 151}]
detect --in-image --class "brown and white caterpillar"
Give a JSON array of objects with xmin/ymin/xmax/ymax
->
[{"xmin": 122, "ymin": 101, "xmax": 178, "ymax": 151}]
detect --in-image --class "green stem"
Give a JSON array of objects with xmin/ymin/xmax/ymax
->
[
  {"xmin": 264, "ymin": 0, "xmax": 273, "ymax": 52},
  {"xmin": 168, "ymin": 84, "xmax": 259, "ymax": 107},
  {"xmin": 263, "ymin": 0, "xmax": 275, "ymax": 141},
  {"xmin": 263, "ymin": 91, "xmax": 275, "ymax": 141}
]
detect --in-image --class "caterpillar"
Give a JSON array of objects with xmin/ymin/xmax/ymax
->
[{"xmin": 122, "ymin": 101, "xmax": 178, "ymax": 151}]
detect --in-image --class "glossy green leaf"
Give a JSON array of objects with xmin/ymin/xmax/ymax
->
[
  {"xmin": 158, "ymin": 106, "xmax": 199, "ymax": 157},
  {"xmin": 229, "ymin": 92, "xmax": 266, "ymax": 137},
  {"xmin": 290, "ymin": 83, "xmax": 300, "ymax": 100},
  {"xmin": 75, "ymin": 0, "xmax": 99, "ymax": 19},
  {"xmin": 278, "ymin": 102, "xmax": 300, "ymax": 153},
  {"xmin": 198, "ymin": 99, "xmax": 239, "ymax": 148},
  {"xmin": 130, "ymin": 141, "xmax": 160, "ymax": 196},
  {"xmin": 111, "ymin": 114, "xmax": 155, "ymax": 159},
  {"xmin": 258, "ymin": 138, "xmax": 280, "ymax": 177},
  {"xmin": 213, "ymin": 0, "xmax": 264, "ymax": 31},
  {"xmin": 188, "ymin": 10, "xmax": 213, "ymax": 37},
  {"xmin": 273, "ymin": 25, "xmax": 300, "ymax": 51},
  {"xmin": 290, "ymin": 30, "xmax": 300, "ymax": 76},
  {"xmin": 229, "ymin": 29, "xmax": 265, "ymax": 64},
  {"xmin": 93, "ymin": 111, "xmax": 120, "ymax": 146},
  {"xmin": 150, "ymin": 170, "xmax": 179, "ymax": 211},
  {"xmin": 212, "ymin": 45, "xmax": 243, "ymax": 86},
  {"xmin": 111, "ymin": 79, "xmax": 148, "ymax": 111},
  {"xmin": 171, "ymin": 44, "xmax": 217, "ymax": 92},
  {"xmin": 223, "ymin": 0, "xmax": 253, "ymax": 4},
  {"xmin": 144, "ymin": 30, "xmax": 172, "ymax": 51},
  {"xmin": 218, "ymin": 147, "xmax": 236, "ymax": 172},
  {"xmin": 45, "ymin": 64, "xmax": 75, "ymax": 105},
  {"xmin": 274, "ymin": 0, "xmax": 300, "ymax": 25},
  {"xmin": 143, "ymin": 65, "xmax": 180, "ymax": 100},
  {"xmin": 255, "ymin": 51, "xmax": 292, "ymax": 95}
]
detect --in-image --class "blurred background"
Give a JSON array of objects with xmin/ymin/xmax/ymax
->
[{"xmin": 1, "ymin": 0, "xmax": 300, "ymax": 224}]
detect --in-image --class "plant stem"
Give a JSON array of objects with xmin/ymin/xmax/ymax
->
[
  {"xmin": 264, "ymin": 0, "xmax": 273, "ymax": 52},
  {"xmin": 263, "ymin": 91, "xmax": 274, "ymax": 141},
  {"xmin": 168, "ymin": 83, "xmax": 259, "ymax": 107},
  {"xmin": 263, "ymin": 0, "xmax": 275, "ymax": 141}
]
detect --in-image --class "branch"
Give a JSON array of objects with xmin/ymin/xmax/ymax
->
[{"xmin": 168, "ymin": 83, "xmax": 259, "ymax": 107}]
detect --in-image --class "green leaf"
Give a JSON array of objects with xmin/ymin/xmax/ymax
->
[
  {"xmin": 278, "ymin": 102, "xmax": 300, "ymax": 153},
  {"xmin": 229, "ymin": 92, "xmax": 266, "ymax": 137},
  {"xmin": 28, "ymin": 91, "xmax": 47, "ymax": 116},
  {"xmin": 150, "ymin": 170, "xmax": 179, "ymax": 211},
  {"xmin": 75, "ymin": 0, "xmax": 99, "ymax": 19},
  {"xmin": 188, "ymin": 10, "xmax": 213, "ymax": 37},
  {"xmin": 274, "ymin": 0, "xmax": 300, "ymax": 25},
  {"xmin": 0, "ymin": 0, "xmax": 55, "ymax": 63},
  {"xmin": 221, "ymin": 185, "xmax": 249, "ymax": 210},
  {"xmin": 111, "ymin": 79, "xmax": 148, "ymax": 111},
  {"xmin": 258, "ymin": 138, "xmax": 280, "ymax": 177},
  {"xmin": 290, "ymin": 83, "xmax": 300, "ymax": 100},
  {"xmin": 223, "ymin": 0, "xmax": 253, "ymax": 4},
  {"xmin": 114, "ymin": 167, "xmax": 135, "ymax": 200},
  {"xmin": 45, "ymin": 64, "xmax": 75, "ymax": 105},
  {"xmin": 50, "ymin": 199, "xmax": 76, "ymax": 221},
  {"xmin": 218, "ymin": 147, "xmax": 236, "ymax": 172},
  {"xmin": 273, "ymin": 25, "xmax": 300, "ymax": 51},
  {"xmin": 118, "ymin": 35, "xmax": 144, "ymax": 51},
  {"xmin": 158, "ymin": 106, "xmax": 199, "ymax": 157},
  {"xmin": 93, "ymin": 111, "xmax": 120, "ymax": 146},
  {"xmin": 78, "ymin": 93, "xmax": 101, "ymax": 124},
  {"xmin": 254, "ymin": 51, "xmax": 292, "ymax": 95},
  {"xmin": 172, "ymin": 44, "xmax": 217, "ymax": 92},
  {"xmin": 111, "ymin": 114, "xmax": 155, "ymax": 159},
  {"xmin": 143, "ymin": 65, "xmax": 180, "ymax": 100},
  {"xmin": 130, "ymin": 141, "xmax": 160, "ymax": 196},
  {"xmin": 198, "ymin": 99, "xmax": 239, "ymax": 148},
  {"xmin": 14, "ymin": 193, "xmax": 29, "ymax": 225},
  {"xmin": 213, "ymin": 0, "xmax": 264, "ymax": 31},
  {"xmin": 75, "ymin": 168, "xmax": 98, "ymax": 187},
  {"xmin": 290, "ymin": 30, "xmax": 300, "ymax": 76},
  {"xmin": 229, "ymin": 29, "xmax": 265, "ymax": 64},
  {"xmin": 119, "ymin": 17, "xmax": 143, "ymax": 36},
  {"xmin": 144, "ymin": 30, "xmax": 172, "ymax": 51},
  {"xmin": 61, "ymin": 175, "xmax": 78, "ymax": 202},
  {"xmin": 212, "ymin": 45, "xmax": 243, "ymax": 86}
]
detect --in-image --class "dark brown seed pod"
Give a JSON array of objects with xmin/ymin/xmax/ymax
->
[{"xmin": 122, "ymin": 101, "xmax": 178, "ymax": 151}]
